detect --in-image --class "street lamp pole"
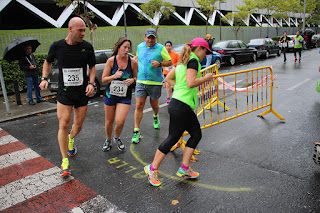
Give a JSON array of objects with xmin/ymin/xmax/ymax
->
[
  {"xmin": 302, "ymin": 0, "xmax": 306, "ymax": 32},
  {"xmin": 123, "ymin": 0, "xmax": 127, "ymax": 37}
]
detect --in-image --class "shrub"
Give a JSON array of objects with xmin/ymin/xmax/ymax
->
[{"xmin": 0, "ymin": 54, "xmax": 47, "ymax": 93}]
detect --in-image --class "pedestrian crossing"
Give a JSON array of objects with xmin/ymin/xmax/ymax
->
[{"xmin": 0, "ymin": 128, "xmax": 124, "ymax": 212}]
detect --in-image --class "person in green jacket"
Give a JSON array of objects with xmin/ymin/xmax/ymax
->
[
  {"xmin": 144, "ymin": 38, "xmax": 214, "ymax": 187},
  {"xmin": 293, "ymin": 30, "xmax": 304, "ymax": 63}
]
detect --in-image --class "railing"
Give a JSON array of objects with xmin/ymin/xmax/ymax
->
[{"xmin": 171, "ymin": 64, "xmax": 285, "ymax": 161}]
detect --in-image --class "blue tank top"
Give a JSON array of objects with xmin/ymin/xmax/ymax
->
[{"xmin": 105, "ymin": 55, "xmax": 133, "ymax": 99}]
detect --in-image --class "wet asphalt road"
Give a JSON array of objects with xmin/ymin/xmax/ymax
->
[{"xmin": 2, "ymin": 48, "xmax": 320, "ymax": 212}]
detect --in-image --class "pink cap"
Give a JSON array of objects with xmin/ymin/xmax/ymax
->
[{"xmin": 189, "ymin": 38, "xmax": 213, "ymax": 54}]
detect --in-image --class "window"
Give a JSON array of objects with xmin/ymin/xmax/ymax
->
[
  {"xmin": 95, "ymin": 52, "xmax": 108, "ymax": 64},
  {"xmin": 238, "ymin": 41, "xmax": 247, "ymax": 48}
]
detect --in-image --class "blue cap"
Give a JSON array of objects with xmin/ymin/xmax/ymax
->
[{"xmin": 165, "ymin": 40, "xmax": 172, "ymax": 45}]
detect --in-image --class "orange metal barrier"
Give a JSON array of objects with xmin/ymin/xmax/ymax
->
[{"xmin": 171, "ymin": 64, "xmax": 285, "ymax": 161}]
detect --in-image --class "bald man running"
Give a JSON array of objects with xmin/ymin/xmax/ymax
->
[{"xmin": 40, "ymin": 17, "xmax": 96, "ymax": 177}]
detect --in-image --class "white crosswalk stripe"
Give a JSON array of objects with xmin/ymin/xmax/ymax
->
[
  {"xmin": 0, "ymin": 148, "xmax": 39, "ymax": 169},
  {"xmin": 0, "ymin": 135, "xmax": 18, "ymax": 146},
  {"xmin": 0, "ymin": 167, "xmax": 73, "ymax": 211}
]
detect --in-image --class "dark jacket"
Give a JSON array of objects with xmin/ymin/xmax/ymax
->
[
  {"xmin": 18, "ymin": 54, "xmax": 39, "ymax": 78},
  {"xmin": 206, "ymin": 38, "xmax": 214, "ymax": 51}
]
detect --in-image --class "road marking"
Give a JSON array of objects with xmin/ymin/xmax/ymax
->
[
  {"xmin": 0, "ymin": 167, "xmax": 73, "ymax": 211},
  {"xmin": 88, "ymin": 101, "xmax": 99, "ymax": 106},
  {"xmin": 129, "ymin": 144, "xmax": 252, "ymax": 192},
  {"xmin": 0, "ymin": 134, "xmax": 18, "ymax": 146},
  {"xmin": 0, "ymin": 157, "xmax": 55, "ymax": 187},
  {"xmin": 143, "ymin": 103, "xmax": 168, "ymax": 113},
  {"xmin": 287, "ymin": 78, "xmax": 310, "ymax": 91},
  {"xmin": 70, "ymin": 195, "xmax": 125, "ymax": 213},
  {"xmin": 0, "ymin": 148, "xmax": 40, "ymax": 169}
]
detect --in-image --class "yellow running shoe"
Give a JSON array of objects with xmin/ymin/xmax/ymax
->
[
  {"xmin": 68, "ymin": 134, "xmax": 77, "ymax": 157},
  {"xmin": 60, "ymin": 158, "xmax": 71, "ymax": 177}
]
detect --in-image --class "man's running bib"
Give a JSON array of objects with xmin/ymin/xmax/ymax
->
[
  {"xmin": 109, "ymin": 80, "xmax": 128, "ymax": 97},
  {"xmin": 63, "ymin": 68, "xmax": 84, "ymax": 86}
]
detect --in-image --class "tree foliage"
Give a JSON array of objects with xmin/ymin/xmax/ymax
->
[
  {"xmin": 196, "ymin": 0, "xmax": 220, "ymax": 35},
  {"xmin": 53, "ymin": 0, "xmax": 97, "ymax": 45},
  {"xmin": 222, "ymin": 11, "xmax": 249, "ymax": 39},
  {"xmin": 138, "ymin": 0, "xmax": 175, "ymax": 32}
]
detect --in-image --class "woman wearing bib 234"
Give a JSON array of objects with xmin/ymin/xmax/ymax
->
[
  {"xmin": 144, "ymin": 38, "xmax": 214, "ymax": 187},
  {"xmin": 102, "ymin": 37, "xmax": 137, "ymax": 151}
]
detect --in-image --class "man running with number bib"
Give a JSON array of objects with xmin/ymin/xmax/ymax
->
[{"xmin": 40, "ymin": 17, "xmax": 96, "ymax": 177}]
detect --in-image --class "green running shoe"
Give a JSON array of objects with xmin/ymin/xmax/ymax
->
[
  {"xmin": 153, "ymin": 116, "xmax": 160, "ymax": 129},
  {"xmin": 131, "ymin": 131, "xmax": 141, "ymax": 144}
]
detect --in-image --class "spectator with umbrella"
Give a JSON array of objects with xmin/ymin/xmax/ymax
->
[
  {"xmin": 3, "ymin": 37, "xmax": 42, "ymax": 105},
  {"xmin": 18, "ymin": 45, "xmax": 44, "ymax": 105}
]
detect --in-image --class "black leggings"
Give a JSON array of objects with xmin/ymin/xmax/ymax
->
[
  {"xmin": 158, "ymin": 98, "xmax": 202, "ymax": 154},
  {"xmin": 294, "ymin": 48, "xmax": 302, "ymax": 58}
]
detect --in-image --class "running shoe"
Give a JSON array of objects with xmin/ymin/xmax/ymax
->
[
  {"xmin": 299, "ymin": 59, "xmax": 301, "ymax": 63},
  {"xmin": 166, "ymin": 98, "xmax": 171, "ymax": 104},
  {"xmin": 153, "ymin": 116, "xmax": 160, "ymax": 129},
  {"xmin": 131, "ymin": 131, "xmax": 141, "ymax": 144},
  {"xmin": 294, "ymin": 58, "xmax": 297, "ymax": 63},
  {"xmin": 68, "ymin": 134, "xmax": 77, "ymax": 157},
  {"xmin": 114, "ymin": 138, "xmax": 125, "ymax": 151},
  {"xmin": 176, "ymin": 166, "xmax": 199, "ymax": 179},
  {"xmin": 60, "ymin": 159, "xmax": 71, "ymax": 177},
  {"xmin": 144, "ymin": 164, "xmax": 161, "ymax": 187},
  {"xmin": 102, "ymin": 139, "xmax": 112, "ymax": 152}
]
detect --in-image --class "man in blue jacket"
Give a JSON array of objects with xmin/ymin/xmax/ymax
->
[{"xmin": 131, "ymin": 28, "xmax": 172, "ymax": 144}]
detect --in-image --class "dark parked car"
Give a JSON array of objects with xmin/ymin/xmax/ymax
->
[
  {"xmin": 212, "ymin": 40, "xmax": 258, "ymax": 66},
  {"xmin": 248, "ymin": 38, "xmax": 281, "ymax": 58},
  {"xmin": 172, "ymin": 44, "xmax": 222, "ymax": 69},
  {"xmin": 48, "ymin": 49, "xmax": 134, "ymax": 97}
]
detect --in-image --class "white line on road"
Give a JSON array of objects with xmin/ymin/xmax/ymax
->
[
  {"xmin": 287, "ymin": 79, "xmax": 310, "ymax": 91},
  {"xmin": 143, "ymin": 103, "xmax": 168, "ymax": 113},
  {"xmin": 0, "ymin": 135, "xmax": 18, "ymax": 146}
]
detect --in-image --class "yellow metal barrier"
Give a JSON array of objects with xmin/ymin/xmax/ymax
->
[{"xmin": 171, "ymin": 65, "xmax": 285, "ymax": 161}]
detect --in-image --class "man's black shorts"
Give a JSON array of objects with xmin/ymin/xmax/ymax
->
[{"xmin": 57, "ymin": 90, "xmax": 88, "ymax": 108}]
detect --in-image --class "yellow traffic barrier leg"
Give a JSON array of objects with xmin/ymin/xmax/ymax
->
[
  {"xmin": 170, "ymin": 138, "xmax": 200, "ymax": 162},
  {"xmin": 258, "ymin": 109, "xmax": 285, "ymax": 120}
]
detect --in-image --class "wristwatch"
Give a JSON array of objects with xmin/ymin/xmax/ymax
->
[
  {"xmin": 159, "ymin": 61, "xmax": 162, "ymax": 67},
  {"xmin": 41, "ymin": 77, "xmax": 48, "ymax": 81},
  {"xmin": 88, "ymin": 82, "xmax": 95, "ymax": 87}
]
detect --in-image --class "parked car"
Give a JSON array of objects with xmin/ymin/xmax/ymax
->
[
  {"xmin": 311, "ymin": 34, "xmax": 320, "ymax": 48},
  {"xmin": 212, "ymin": 40, "xmax": 258, "ymax": 66},
  {"xmin": 48, "ymin": 49, "xmax": 134, "ymax": 97},
  {"xmin": 172, "ymin": 44, "xmax": 223, "ymax": 69},
  {"xmin": 248, "ymin": 38, "xmax": 281, "ymax": 58}
]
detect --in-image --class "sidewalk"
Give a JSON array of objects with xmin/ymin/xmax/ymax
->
[{"xmin": 0, "ymin": 90, "xmax": 57, "ymax": 123}]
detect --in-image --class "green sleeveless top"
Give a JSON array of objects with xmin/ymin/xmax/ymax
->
[{"xmin": 172, "ymin": 52, "xmax": 201, "ymax": 110}]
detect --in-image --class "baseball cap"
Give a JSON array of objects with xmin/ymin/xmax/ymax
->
[
  {"xmin": 189, "ymin": 38, "xmax": 213, "ymax": 54},
  {"xmin": 165, "ymin": 40, "xmax": 172, "ymax": 45},
  {"xmin": 145, "ymin": 28, "xmax": 157, "ymax": 38}
]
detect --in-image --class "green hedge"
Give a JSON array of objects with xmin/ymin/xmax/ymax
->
[
  {"xmin": 0, "ymin": 54, "xmax": 47, "ymax": 93},
  {"xmin": 272, "ymin": 36, "xmax": 281, "ymax": 42}
]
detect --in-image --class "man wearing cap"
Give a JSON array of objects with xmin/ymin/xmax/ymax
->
[
  {"xmin": 205, "ymin": 34, "xmax": 214, "ymax": 68},
  {"xmin": 131, "ymin": 28, "xmax": 172, "ymax": 144}
]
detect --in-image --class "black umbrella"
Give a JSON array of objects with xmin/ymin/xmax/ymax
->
[
  {"xmin": 3, "ymin": 37, "xmax": 40, "ymax": 63},
  {"xmin": 305, "ymin": 28, "xmax": 315, "ymax": 35}
]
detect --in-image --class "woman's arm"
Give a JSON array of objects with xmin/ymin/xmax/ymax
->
[
  {"xmin": 165, "ymin": 67, "xmax": 176, "ymax": 86},
  {"xmin": 186, "ymin": 68, "xmax": 213, "ymax": 88}
]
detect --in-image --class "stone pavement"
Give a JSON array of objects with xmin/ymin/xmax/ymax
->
[{"xmin": 0, "ymin": 90, "xmax": 57, "ymax": 123}]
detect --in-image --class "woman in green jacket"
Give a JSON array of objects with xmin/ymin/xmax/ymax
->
[
  {"xmin": 293, "ymin": 30, "xmax": 304, "ymax": 63},
  {"xmin": 144, "ymin": 38, "xmax": 214, "ymax": 187}
]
